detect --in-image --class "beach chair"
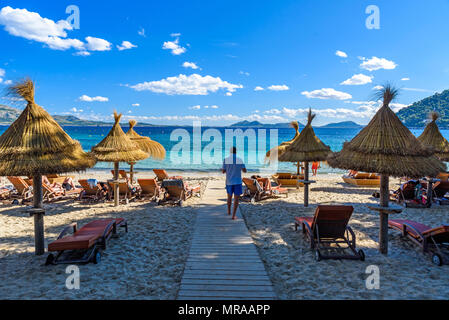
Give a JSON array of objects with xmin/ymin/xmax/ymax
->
[
  {"xmin": 295, "ymin": 205, "xmax": 365, "ymax": 261},
  {"xmin": 111, "ymin": 170, "xmax": 129, "ymax": 181},
  {"xmin": 78, "ymin": 179, "xmax": 104, "ymax": 202},
  {"xmin": 432, "ymin": 180, "xmax": 449, "ymax": 204},
  {"xmin": 389, "ymin": 219, "xmax": 449, "ymax": 266},
  {"xmin": 242, "ymin": 177, "xmax": 288, "ymax": 203},
  {"xmin": 7, "ymin": 176, "xmax": 33, "ymax": 204},
  {"xmin": 46, "ymin": 174, "xmax": 75, "ymax": 185},
  {"xmin": 42, "ymin": 183, "xmax": 67, "ymax": 203},
  {"xmin": 437, "ymin": 172, "xmax": 449, "ymax": 181},
  {"xmin": 107, "ymin": 181, "xmax": 139, "ymax": 204},
  {"xmin": 272, "ymin": 173, "xmax": 305, "ymax": 187},
  {"xmin": 153, "ymin": 169, "xmax": 183, "ymax": 182},
  {"xmin": 390, "ymin": 180, "xmax": 419, "ymax": 203},
  {"xmin": 160, "ymin": 179, "xmax": 201, "ymax": 206},
  {"xmin": 46, "ymin": 218, "xmax": 128, "ymax": 265},
  {"xmin": 138, "ymin": 178, "xmax": 162, "ymax": 202}
]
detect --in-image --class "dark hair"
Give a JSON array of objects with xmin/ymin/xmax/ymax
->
[{"xmin": 231, "ymin": 147, "xmax": 237, "ymax": 154}]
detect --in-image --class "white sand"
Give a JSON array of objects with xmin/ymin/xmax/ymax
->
[
  {"xmin": 1, "ymin": 171, "xmax": 448, "ymax": 299},
  {"xmin": 239, "ymin": 173, "xmax": 449, "ymax": 300},
  {"xmin": 0, "ymin": 171, "xmax": 211, "ymax": 300}
]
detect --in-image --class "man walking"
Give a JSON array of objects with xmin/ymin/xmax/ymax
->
[{"xmin": 222, "ymin": 147, "xmax": 247, "ymax": 220}]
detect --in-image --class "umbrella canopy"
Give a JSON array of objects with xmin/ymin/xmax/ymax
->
[
  {"xmin": 0, "ymin": 79, "xmax": 96, "ymax": 176},
  {"xmin": 126, "ymin": 120, "xmax": 166, "ymax": 160},
  {"xmin": 265, "ymin": 121, "xmax": 300, "ymax": 160},
  {"xmin": 327, "ymin": 104, "xmax": 444, "ymax": 179},
  {"xmin": 91, "ymin": 112, "xmax": 149, "ymax": 163},
  {"xmin": 279, "ymin": 110, "xmax": 330, "ymax": 163},
  {"xmin": 417, "ymin": 112, "xmax": 449, "ymax": 162}
]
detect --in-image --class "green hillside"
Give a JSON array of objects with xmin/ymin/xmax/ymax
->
[{"xmin": 397, "ymin": 90, "xmax": 449, "ymax": 128}]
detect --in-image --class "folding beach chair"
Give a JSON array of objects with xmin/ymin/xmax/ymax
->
[
  {"xmin": 111, "ymin": 170, "xmax": 129, "ymax": 181},
  {"xmin": 46, "ymin": 218, "xmax": 128, "ymax": 265},
  {"xmin": 42, "ymin": 183, "xmax": 67, "ymax": 203},
  {"xmin": 242, "ymin": 177, "xmax": 288, "ymax": 203},
  {"xmin": 153, "ymin": 169, "xmax": 183, "ymax": 182},
  {"xmin": 432, "ymin": 180, "xmax": 449, "ymax": 205},
  {"xmin": 108, "ymin": 181, "xmax": 139, "ymax": 204},
  {"xmin": 389, "ymin": 219, "xmax": 449, "ymax": 266},
  {"xmin": 8, "ymin": 176, "xmax": 33, "ymax": 204},
  {"xmin": 295, "ymin": 205, "xmax": 365, "ymax": 261},
  {"xmin": 138, "ymin": 178, "xmax": 162, "ymax": 202},
  {"xmin": 160, "ymin": 179, "xmax": 201, "ymax": 206},
  {"xmin": 79, "ymin": 179, "xmax": 104, "ymax": 202},
  {"xmin": 46, "ymin": 174, "xmax": 75, "ymax": 185}
]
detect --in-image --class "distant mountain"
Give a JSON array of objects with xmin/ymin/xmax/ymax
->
[
  {"xmin": 397, "ymin": 90, "xmax": 449, "ymax": 128},
  {"xmin": 52, "ymin": 115, "xmax": 111, "ymax": 126},
  {"xmin": 0, "ymin": 105, "xmax": 21, "ymax": 124},
  {"xmin": 319, "ymin": 121, "xmax": 363, "ymax": 129},
  {"xmin": 230, "ymin": 120, "xmax": 304, "ymax": 128}
]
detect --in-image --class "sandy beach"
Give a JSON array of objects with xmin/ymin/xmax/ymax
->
[{"xmin": 0, "ymin": 171, "xmax": 448, "ymax": 300}]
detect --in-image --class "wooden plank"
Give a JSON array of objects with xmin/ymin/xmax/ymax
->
[
  {"xmin": 181, "ymin": 279, "xmax": 272, "ymax": 286},
  {"xmin": 180, "ymin": 284, "xmax": 274, "ymax": 291},
  {"xmin": 178, "ymin": 290, "xmax": 275, "ymax": 299}
]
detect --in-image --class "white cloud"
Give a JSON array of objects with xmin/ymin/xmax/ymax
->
[
  {"xmin": 73, "ymin": 51, "xmax": 91, "ymax": 57},
  {"xmin": 189, "ymin": 105, "xmax": 201, "ymax": 110},
  {"xmin": 301, "ymin": 88, "xmax": 352, "ymax": 100},
  {"xmin": 162, "ymin": 37, "xmax": 186, "ymax": 55},
  {"xmin": 340, "ymin": 73, "xmax": 373, "ymax": 85},
  {"xmin": 4, "ymin": 79, "xmax": 12, "ymax": 85},
  {"xmin": 138, "ymin": 28, "xmax": 146, "ymax": 37},
  {"xmin": 239, "ymin": 71, "xmax": 250, "ymax": 76},
  {"xmin": 132, "ymin": 103, "xmax": 140, "ymax": 107},
  {"xmin": 401, "ymin": 77, "xmax": 410, "ymax": 81},
  {"xmin": 403, "ymin": 87, "xmax": 435, "ymax": 93},
  {"xmin": 129, "ymin": 74, "xmax": 243, "ymax": 96},
  {"xmin": 0, "ymin": 68, "xmax": 4, "ymax": 83},
  {"xmin": 85, "ymin": 36, "xmax": 111, "ymax": 51},
  {"xmin": 360, "ymin": 56, "xmax": 397, "ymax": 71},
  {"xmin": 335, "ymin": 50, "xmax": 348, "ymax": 58},
  {"xmin": 170, "ymin": 33, "xmax": 181, "ymax": 37},
  {"xmin": 117, "ymin": 41, "xmax": 137, "ymax": 51},
  {"xmin": 182, "ymin": 61, "xmax": 199, "ymax": 69},
  {"xmin": 79, "ymin": 95, "xmax": 109, "ymax": 102},
  {"xmin": 372, "ymin": 85, "xmax": 384, "ymax": 90},
  {"xmin": 203, "ymin": 105, "xmax": 219, "ymax": 109},
  {"xmin": 225, "ymin": 92, "xmax": 233, "ymax": 96},
  {"xmin": 254, "ymin": 86, "xmax": 264, "ymax": 91},
  {"xmin": 267, "ymin": 85, "xmax": 289, "ymax": 91}
]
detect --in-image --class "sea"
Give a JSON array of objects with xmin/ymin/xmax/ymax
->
[{"xmin": 1, "ymin": 125, "xmax": 447, "ymax": 174}]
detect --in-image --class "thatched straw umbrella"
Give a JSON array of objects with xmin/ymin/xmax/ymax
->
[
  {"xmin": 279, "ymin": 110, "xmax": 330, "ymax": 207},
  {"xmin": 0, "ymin": 79, "xmax": 96, "ymax": 255},
  {"xmin": 328, "ymin": 85, "xmax": 445, "ymax": 254},
  {"xmin": 91, "ymin": 112, "xmax": 148, "ymax": 206},
  {"xmin": 265, "ymin": 121, "xmax": 303, "ymax": 174},
  {"xmin": 126, "ymin": 120, "xmax": 166, "ymax": 182},
  {"xmin": 417, "ymin": 112, "xmax": 449, "ymax": 162}
]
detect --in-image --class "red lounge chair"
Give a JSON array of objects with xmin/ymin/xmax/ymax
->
[
  {"xmin": 242, "ymin": 177, "xmax": 288, "ymax": 203},
  {"xmin": 433, "ymin": 181, "xmax": 449, "ymax": 204},
  {"xmin": 138, "ymin": 178, "xmax": 162, "ymax": 202},
  {"xmin": 153, "ymin": 169, "xmax": 183, "ymax": 182},
  {"xmin": 160, "ymin": 179, "xmax": 201, "ymax": 206},
  {"xmin": 389, "ymin": 219, "xmax": 449, "ymax": 266},
  {"xmin": 46, "ymin": 218, "xmax": 128, "ymax": 265},
  {"xmin": 295, "ymin": 205, "xmax": 365, "ymax": 261}
]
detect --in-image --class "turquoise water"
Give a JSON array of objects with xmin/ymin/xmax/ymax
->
[{"xmin": 0, "ymin": 125, "xmax": 447, "ymax": 173}]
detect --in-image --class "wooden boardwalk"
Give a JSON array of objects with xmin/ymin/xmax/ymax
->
[{"xmin": 177, "ymin": 180, "xmax": 276, "ymax": 300}]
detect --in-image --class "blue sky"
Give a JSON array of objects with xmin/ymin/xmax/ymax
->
[{"xmin": 1, "ymin": 0, "xmax": 449, "ymax": 125}]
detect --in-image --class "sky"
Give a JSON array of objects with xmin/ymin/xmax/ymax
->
[{"xmin": 1, "ymin": 0, "xmax": 449, "ymax": 126}]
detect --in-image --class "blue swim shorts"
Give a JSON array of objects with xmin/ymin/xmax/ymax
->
[{"xmin": 226, "ymin": 184, "xmax": 243, "ymax": 196}]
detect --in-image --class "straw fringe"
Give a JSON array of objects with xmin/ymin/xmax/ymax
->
[
  {"xmin": 0, "ymin": 79, "xmax": 96, "ymax": 176},
  {"xmin": 126, "ymin": 120, "xmax": 166, "ymax": 160},
  {"xmin": 91, "ymin": 112, "xmax": 149, "ymax": 163},
  {"xmin": 279, "ymin": 109, "xmax": 330, "ymax": 162},
  {"xmin": 265, "ymin": 121, "xmax": 300, "ymax": 160}
]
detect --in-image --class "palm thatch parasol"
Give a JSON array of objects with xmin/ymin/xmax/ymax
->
[
  {"xmin": 126, "ymin": 120, "xmax": 166, "ymax": 181},
  {"xmin": 328, "ymin": 85, "xmax": 445, "ymax": 254},
  {"xmin": 417, "ymin": 112, "xmax": 449, "ymax": 162},
  {"xmin": 91, "ymin": 112, "xmax": 148, "ymax": 206},
  {"xmin": 279, "ymin": 110, "xmax": 331, "ymax": 206},
  {"xmin": 0, "ymin": 79, "xmax": 96, "ymax": 255},
  {"xmin": 265, "ymin": 121, "xmax": 303, "ymax": 174}
]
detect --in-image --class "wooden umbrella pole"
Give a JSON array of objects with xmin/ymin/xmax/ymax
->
[
  {"xmin": 114, "ymin": 162, "xmax": 119, "ymax": 207},
  {"xmin": 130, "ymin": 162, "xmax": 135, "ymax": 183},
  {"xmin": 379, "ymin": 174, "xmax": 389, "ymax": 254},
  {"xmin": 33, "ymin": 174, "xmax": 45, "ymax": 255},
  {"xmin": 304, "ymin": 161, "xmax": 309, "ymax": 207},
  {"xmin": 297, "ymin": 162, "xmax": 300, "ymax": 175}
]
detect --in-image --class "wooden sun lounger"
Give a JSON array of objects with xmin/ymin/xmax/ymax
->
[
  {"xmin": 46, "ymin": 218, "xmax": 128, "ymax": 265},
  {"xmin": 432, "ymin": 181, "xmax": 449, "ymax": 205},
  {"xmin": 153, "ymin": 169, "xmax": 183, "ymax": 182},
  {"xmin": 46, "ymin": 174, "xmax": 75, "ymax": 185},
  {"xmin": 242, "ymin": 177, "xmax": 288, "ymax": 203},
  {"xmin": 295, "ymin": 205, "xmax": 365, "ymax": 261},
  {"xmin": 342, "ymin": 172, "xmax": 380, "ymax": 187},
  {"xmin": 78, "ymin": 179, "xmax": 105, "ymax": 203},
  {"xmin": 107, "ymin": 181, "xmax": 139, "ymax": 204},
  {"xmin": 160, "ymin": 179, "xmax": 201, "ymax": 206},
  {"xmin": 111, "ymin": 170, "xmax": 129, "ymax": 181},
  {"xmin": 389, "ymin": 219, "xmax": 449, "ymax": 266},
  {"xmin": 8, "ymin": 176, "xmax": 33, "ymax": 204},
  {"xmin": 272, "ymin": 173, "xmax": 305, "ymax": 187},
  {"xmin": 138, "ymin": 178, "xmax": 162, "ymax": 202}
]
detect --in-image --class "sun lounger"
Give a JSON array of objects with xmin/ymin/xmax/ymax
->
[
  {"xmin": 46, "ymin": 174, "xmax": 75, "ymax": 185},
  {"xmin": 107, "ymin": 181, "xmax": 139, "ymax": 204},
  {"xmin": 153, "ymin": 169, "xmax": 183, "ymax": 182},
  {"xmin": 342, "ymin": 172, "xmax": 380, "ymax": 187},
  {"xmin": 78, "ymin": 179, "xmax": 105, "ymax": 202},
  {"xmin": 242, "ymin": 177, "xmax": 288, "ymax": 203},
  {"xmin": 295, "ymin": 205, "xmax": 365, "ymax": 261},
  {"xmin": 389, "ymin": 219, "xmax": 449, "ymax": 266},
  {"xmin": 42, "ymin": 183, "xmax": 68, "ymax": 202},
  {"xmin": 138, "ymin": 178, "xmax": 162, "ymax": 202},
  {"xmin": 111, "ymin": 170, "xmax": 129, "ymax": 181},
  {"xmin": 271, "ymin": 173, "xmax": 305, "ymax": 187},
  {"xmin": 46, "ymin": 218, "xmax": 128, "ymax": 265},
  {"xmin": 160, "ymin": 179, "xmax": 201, "ymax": 206},
  {"xmin": 432, "ymin": 180, "xmax": 449, "ymax": 204},
  {"xmin": 437, "ymin": 172, "xmax": 449, "ymax": 181},
  {"xmin": 7, "ymin": 176, "xmax": 33, "ymax": 204}
]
